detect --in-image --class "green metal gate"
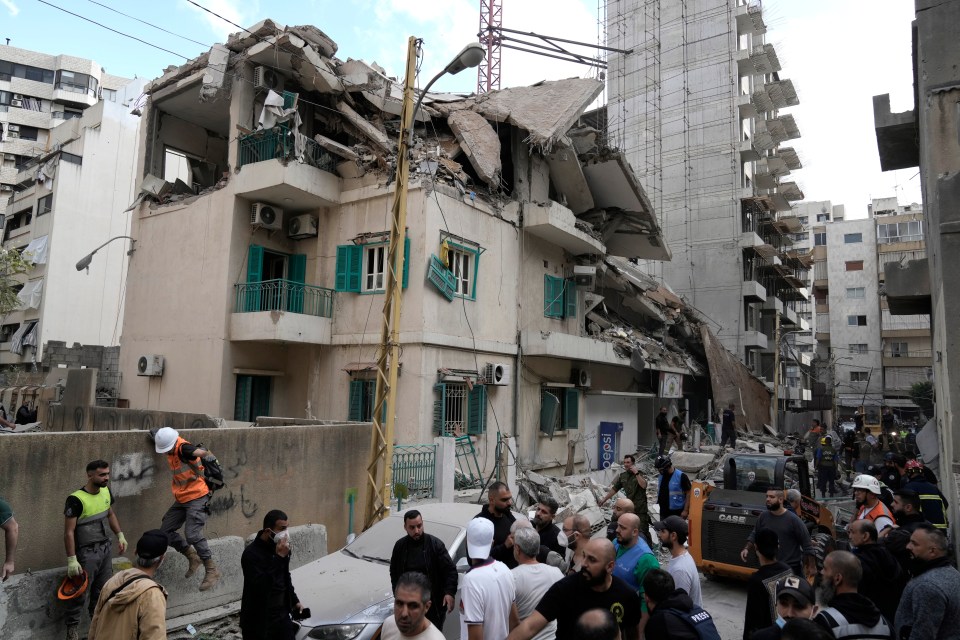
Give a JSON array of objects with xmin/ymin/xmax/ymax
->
[{"xmin": 392, "ymin": 444, "xmax": 437, "ymax": 498}]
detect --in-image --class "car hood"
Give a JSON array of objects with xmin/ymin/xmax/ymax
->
[{"xmin": 292, "ymin": 550, "xmax": 395, "ymax": 626}]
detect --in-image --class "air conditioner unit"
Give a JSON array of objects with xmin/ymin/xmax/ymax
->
[
  {"xmin": 12, "ymin": 94, "xmax": 23, "ymax": 100},
  {"xmin": 7, "ymin": 124, "xmax": 19, "ymax": 132},
  {"xmin": 572, "ymin": 368, "xmax": 591, "ymax": 388},
  {"xmin": 10, "ymin": 99, "xmax": 22, "ymax": 108},
  {"xmin": 6, "ymin": 132, "xmax": 18, "ymax": 139},
  {"xmin": 250, "ymin": 202, "xmax": 282, "ymax": 230},
  {"xmin": 484, "ymin": 362, "xmax": 511, "ymax": 386},
  {"xmin": 137, "ymin": 354, "xmax": 164, "ymax": 377},
  {"xmin": 572, "ymin": 265, "xmax": 596, "ymax": 288},
  {"xmin": 253, "ymin": 66, "xmax": 281, "ymax": 91},
  {"xmin": 288, "ymin": 214, "xmax": 318, "ymax": 240}
]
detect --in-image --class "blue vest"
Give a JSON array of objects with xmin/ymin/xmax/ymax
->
[
  {"xmin": 659, "ymin": 469, "xmax": 685, "ymax": 510},
  {"xmin": 613, "ymin": 538, "xmax": 653, "ymax": 591}
]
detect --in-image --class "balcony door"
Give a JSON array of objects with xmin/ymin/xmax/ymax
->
[
  {"xmin": 235, "ymin": 374, "xmax": 271, "ymax": 422},
  {"xmin": 245, "ymin": 245, "xmax": 307, "ymax": 312}
]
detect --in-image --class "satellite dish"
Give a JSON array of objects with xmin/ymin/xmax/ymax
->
[
  {"xmin": 259, "ymin": 206, "xmax": 276, "ymax": 226},
  {"xmin": 540, "ymin": 392, "xmax": 560, "ymax": 439}
]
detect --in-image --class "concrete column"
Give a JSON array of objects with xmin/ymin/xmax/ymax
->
[{"xmin": 434, "ymin": 436, "xmax": 456, "ymax": 503}]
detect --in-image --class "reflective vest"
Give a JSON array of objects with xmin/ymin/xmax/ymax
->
[
  {"xmin": 71, "ymin": 487, "xmax": 112, "ymax": 548},
  {"xmin": 857, "ymin": 499, "xmax": 895, "ymax": 526},
  {"xmin": 817, "ymin": 606, "xmax": 892, "ymax": 640},
  {"xmin": 167, "ymin": 437, "xmax": 209, "ymax": 503},
  {"xmin": 659, "ymin": 469, "xmax": 686, "ymax": 510},
  {"xmin": 613, "ymin": 538, "xmax": 653, "ymax": 591},
  {"xmin": 817, "ymin": 445, "xmax": 837, "ymax": 469}
]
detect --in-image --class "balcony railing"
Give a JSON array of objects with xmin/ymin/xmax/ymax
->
[
  {"xmin": 234, "ymin": 279, "xmax": 334, "ymax": 317},
  {"xmin": 237, "ymin": 128, "xmax": 337, "ymax": 172}
]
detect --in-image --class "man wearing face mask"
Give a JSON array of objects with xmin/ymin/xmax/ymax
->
[
  {"xmin": 654, "ymin": 456, "xmax": 691, "ymax": 521},
  {"xmin": 813, "ymin": 550, "xmax": 892, "ymax": 639},
  {"xmin": 240, "ymin": 509, "xmax": 303, "ymax": 640},
  {"xmin": 752, "ymin": 575, "xmax": 817, "ymax": 640},
  {"xmin": 895, "ymin": 523, "xmax": 960, "ymax": 640},
  {"xmin": 741, "ymin": 489, "xmax": 815, "ymax": 578},
  {"xmin": 562, "ymin": 514, "xmax": 592, "ymax": 575}
]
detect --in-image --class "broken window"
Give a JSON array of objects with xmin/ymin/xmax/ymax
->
[
  {"xmin": 334, "ymin": 238, "xmax": 410, "ymax": 293},
  {"xmin": 3, "ymin": 208, "xmax": 32, "ymax": 242},
  {"xmin": 163, "ymin": 147, "xmax": 219, "ymax": 192},
  {"xmin": 0, "ymin": 323, "xmax": 18, "ymax": 343},
  {"xmin": 540, "ymin": 386, "xmax": 580, "ymax": 434},
  {"xmin": 544, "ymin": 275, "xmax": 577, "ymax": 319},
  {"xmin": 433, "ymin": 382, "xmax": 486, "ymax": 437}
]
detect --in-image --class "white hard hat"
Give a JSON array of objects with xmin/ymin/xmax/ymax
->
[
  {"xmin": 851, "ymin": 474, "xmax": 882, "ymax": 495},
  {"xmin": 154, "ymin": 427, "xmax": 179, "ymax": 453}
]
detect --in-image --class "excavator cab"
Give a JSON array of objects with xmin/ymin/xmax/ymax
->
[{"xmin": 688, "ymin": 453, "xmax": 836, "ymax": 580}]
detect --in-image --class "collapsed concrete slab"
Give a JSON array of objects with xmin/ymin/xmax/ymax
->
[
  {"xmin": 669, "ymin": 451, "xmax": 718, "ymax": 473},
  {"xmin": 448, "ymin": 110, "xmax": 502, "ymax": 186},
  {"xmin": 337, "ymin": 101, "xmax": 395, "ymax": 153}
]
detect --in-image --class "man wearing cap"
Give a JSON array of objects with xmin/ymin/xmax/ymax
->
[
  {"xmin": 813, "ymin": 550, "xmax": 892, "ymax": 639},
  {"xmin": 814, "ymin": 435, "xmax": 839, "ymax": 498},
  {"xmin": 87, "ymin": 530, "xmax": 169, "ymax": 640},
  {"xmin": 63, "ymin": 460, "xmax": 127, "ymax": 640},
  {"xmin": 655, "ymin": 456, "xmax": 691, "ymax": 521},
  {"xmin": 852, "ymin": 475, "xmax": 896, "ymax": 534},
  {"xmin": 743, "ymin": 529, "xmax": 792, "ymax": 640},
  {"xmin": 751, "ymin": 575, "xmax": 817, "ymax": 640},
  {"xmin": 153, "ymin": 426, "xmax": 221, "ymax": 591},
  {"xmin": 0, "ymin": 497, "xmax": 17, "ymax": 581},
  {"xmin": 460, "ymin": 518, "xmax": 516, "ymax": 640},
  {"xmin": 655, "ymin": 516, "xmax": 701, "ymax": 608},
  {"xmin": 599, "ymin": 455, "xmax": 652, "ymax": 546},
  {"xmin": 240, "ymin": 509, "xmax": 303, "ymax": 640},
  {"xmin": 741, "ymin": 488, "xmax": 814, "ymax": 578},
  {"xmin": 901, "ymin": 460, "xmax": 948, "ymax": 530},
  {"xmin": 508, "ymin": 538, "xmax": 642, "ymax": 640}
]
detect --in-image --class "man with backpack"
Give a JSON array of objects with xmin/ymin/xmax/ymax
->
[
  {"xmin": 642, "ymin": 568, "xmax": 721, "ymax": 639},
  {"xmin": 153, "ymin": 427, "xmax": 222, "ymax": 591}
]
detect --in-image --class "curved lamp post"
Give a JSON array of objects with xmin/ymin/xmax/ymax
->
[{"xmin": 76, "ymin": 236, "xmax": 136, "ymax": 272}]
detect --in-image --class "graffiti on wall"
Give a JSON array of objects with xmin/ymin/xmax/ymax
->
[{"xmin": 110, "ymin": 452, "xmax": 156, "ymax": 497}]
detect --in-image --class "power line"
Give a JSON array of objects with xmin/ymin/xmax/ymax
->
[
  {"xmin": 184, "ymin": 0, "xmax": 256, "ymax": 38},
  {"xmin": 85, "ymin": 0, "xmax": 210, "ymax": 48},
  {"xmin": 36, "ymin": 0, "xmax": 190, "ymax": 60}
]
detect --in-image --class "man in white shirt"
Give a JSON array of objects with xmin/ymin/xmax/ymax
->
[
  {"xmin": 382, "ymin": 572, "xmax": 445, "ymax": 640},
  {"xmin": 654, "ymin": 516, "xmax": 702, "ymax": 607},
  {"xmin": 460, "ymin": 518, "xmax": 516, "ymax": 640},
  {"xmin": 511, "ymin": 527, "xmax": 563, "ymax": 640}
]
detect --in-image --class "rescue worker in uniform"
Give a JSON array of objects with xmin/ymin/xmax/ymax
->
[
  {"xmin": 851, "ymin": 475, "xmax": 896, "ymax": 534},
  {"xmin": 153, "ymin": 427, "xmax": 221, "ymax": 591},
  {"xmin": 655, "ymin": 456, "xmax": 691, "ymax": 520},
  {"xmin": 814, "ymin": 436, "xmax": 839, "ymax": 498},
  {"xmin": 901, "ymin": 460, "xmax": 949, "ymax": 530},
  {"xmin": 63, "ymin": 460, "xmax": 127, "ymax": 640}
]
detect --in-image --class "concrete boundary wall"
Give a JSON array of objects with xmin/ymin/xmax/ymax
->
[{"xmin": 0, "ymin": 423, "xmax": 371, "ymax": 575}]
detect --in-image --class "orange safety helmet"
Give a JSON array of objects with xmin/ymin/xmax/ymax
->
[{"xmin": 57, "ymin": 570, "xmax": 89, "ymax": 601}]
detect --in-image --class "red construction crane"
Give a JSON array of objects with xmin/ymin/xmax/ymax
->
[{"xmin": 477, "ymin": 0, "xmax": 502, "ymax": 94}]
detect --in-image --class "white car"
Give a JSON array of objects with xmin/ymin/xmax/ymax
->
[{"xmin": 292, "ymin": 502, "xmax": 482, "ymax": 640}]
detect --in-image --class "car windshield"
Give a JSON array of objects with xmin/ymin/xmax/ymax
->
[
  {"xmin": 343, "ymin": 517, "xmax": 462, "ymax": 563},
  {"xmin": 731, "ymin": 456, "xmax": 779, "ymax": 492}
]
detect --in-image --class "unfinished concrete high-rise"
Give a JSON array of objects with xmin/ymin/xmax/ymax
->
[{"xmin": 606, "ymin": 0, "xmax": 812, "ymax": 414}]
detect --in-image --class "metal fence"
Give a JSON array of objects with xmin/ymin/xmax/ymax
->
[
  {"xmin": 237, "ymin": 129, "xmax": 337, "ymax": 173},
  {"xmin": 234, "ymin": 279, "xmax": 334, "ymax": 317},
  {"xmin": 392, "ymin": 444, "xmax": 437, "ymax": 498}
]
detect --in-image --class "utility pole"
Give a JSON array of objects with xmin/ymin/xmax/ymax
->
[{"xmin": 772, "ymin": 312, "xmax": 781, "ymax": 433}]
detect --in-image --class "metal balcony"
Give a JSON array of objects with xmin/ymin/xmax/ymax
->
[{"xmin": 231, "ymin": 280, "xmax": 335, "ymax": 344}]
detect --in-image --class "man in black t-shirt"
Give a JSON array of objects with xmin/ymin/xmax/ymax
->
[
  {"xmin": 743, "ymin": 529, "xmax": 792, "ymax": 639},
  {"xmin": 507, "ymin": 538, "xmax": 642, "ymax": 640},
  {"xmin": 474, "ymin": 481, "xmax": 517, "ymax": 567}
]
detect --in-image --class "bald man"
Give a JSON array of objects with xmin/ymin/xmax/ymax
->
[
  {"xmin": 562, "ymin": 514, "xmax": 592, "ymax": 575},
  {"xmin": 507, "ymin": 539, "xmax": 642, "ymax": 640},
  {"xmin": 606, "ymin": 498, "xmax": 634, "ymax": 542},
  {"xmin": 612, "ymin": 514, "xmax": 658, "ymax": 634}
]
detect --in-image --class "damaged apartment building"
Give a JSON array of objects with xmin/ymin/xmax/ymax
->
[{"xmin": 118, "ymin": 20, "xmax": 767, "ymax": 471}]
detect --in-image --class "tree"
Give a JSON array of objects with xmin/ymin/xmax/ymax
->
[
  {"xmin": 0, "ymin": 249, "xmax": 32, "ymax": 316},
  {"xmin": 909, "ymin": 381, "xmax": 934, "ymax": 418}
]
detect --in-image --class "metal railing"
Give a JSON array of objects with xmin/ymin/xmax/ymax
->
[
  {"xmin": 392, "ymin": 444, "xmax": 437, "ymax": 498},
  {"xmin": 234, "ymin": 279, "xmax": 334, "ymax": 317},
  {"xmin": 237, "ymin": 128, "xmax": 337, "ymax": 173}
]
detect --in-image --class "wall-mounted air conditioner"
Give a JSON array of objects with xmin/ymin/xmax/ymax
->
[
  {"xmin": 485, "ymin": 362, "xmax": 511, "ymax": 386},
  {"xmin": 253, "ymin": 66, "xmax": 281, "ymax": 91},
  {"xmin": 288, "ymin": 214, "xmax": 318, "ymax": 240},
  {"xmin": 7, "ymin": 124, "xmax": 20, "ymax": 132},
  {"xmin": 137, "ymin": 354, "xmax": 165, "ymax": 377},
  {"xmin": 6, "ymin": 132, "xmax": 19, "ymax": 139},
  {"xmin": 10, "ymin": 99, "xmax": 22, "ymax": 108},
  {"xmin": 12, "ymin": 94, "xmax": 23, "ymax": 101},
  {"xmin": 250, "ymin": 202, "xmax": 282, "ymax": 230},
  {"xmin": 572, "ymin": 368, "xmax": 591, "ymax": 388},
  {"xmin": 572, "ymin": 265, "xmax": 597, "ymax": 288}
]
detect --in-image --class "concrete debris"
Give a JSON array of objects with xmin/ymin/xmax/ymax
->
[
  {"xmin": 313, "ymin": 133, "xmax": 360, "ymax": 161},
  {"xmin": 447, "ymin": 110, "xmax": 502, "ymax": 187},
  {"xmin": 700, "ymin": 325, "xmax": 772, "ymax": 432},
  {"xmin": 200, "ymin": 43, "xmax": 230, "ymax": 101},
  {"xmin": 336, "ymin": 101, "xmax": 395, "ymax": 154}
]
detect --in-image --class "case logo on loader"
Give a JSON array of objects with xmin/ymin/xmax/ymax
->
[{"xmin": 719, "ymin": 514, "xmax": 747, "ymax": 524}]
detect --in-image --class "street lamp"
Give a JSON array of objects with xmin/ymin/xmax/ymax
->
[
  {"xmin": 76, "ymin": 236, "xmax": 136, "ymax": 273},
  {"xmin": 364, "ymin": 38, "xmax": 484, "ymax": 529}
]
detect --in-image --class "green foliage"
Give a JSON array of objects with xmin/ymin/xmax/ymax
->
[
  {"xmin": 0, "ymin": 249, "xmax": 32, "ymax": 316},
  {"xmin": 909, "ymin": 380, "xmax": 934, "ymax": 417}
]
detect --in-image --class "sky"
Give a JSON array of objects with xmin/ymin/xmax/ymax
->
[{"xmin": 5, "ymin": 0, "xmax": 921, "ymax": 217}]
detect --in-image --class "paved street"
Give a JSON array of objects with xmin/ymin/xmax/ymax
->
[{"xmin": 701, "ymin": 573, "xmax": 750, "ymax": 638}]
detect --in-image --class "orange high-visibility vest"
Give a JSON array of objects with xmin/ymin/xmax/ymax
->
[
  {"xmin": 857, "ymin": 500, "xmax": 895, "ymax": 525},
  {"xmin": 167, "ymin": 437, "xmax": 209, "ymax": 503}
]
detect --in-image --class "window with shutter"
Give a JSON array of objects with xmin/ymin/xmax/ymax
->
[
  {"xmin": 544, "ymin": 275, "xmax": 565, "ymax": 318},
  {"xmin": 541, "ymin": 386, "xmax": 580, "ymax": 431},
  {"xmin": 336, "ymin": 238, "xmax": 410, "ymax": 293},
  {"xmin": 335, "ymin": 244, "xmax": 362, "ymax": 292},
  {"xmin": 467, "ymin": 385, "xmax": 487, "ymax": 435},
  {"xmin": 427, "ymin": 254, "xmax": 457, "ymax": 301},
  {"xmin": 286, "ymin": 253, "xmax": 307, "ymax": 313},
  {"xmin": 563, "ymin": 388, "xmax": 580, "ymax": 430}
]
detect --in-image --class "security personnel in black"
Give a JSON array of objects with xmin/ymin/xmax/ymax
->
[
  {"xmin": 389, "ymin": 509, "xmax": 457, "ymax": 632},
  {"xmin": 63, "ymin": 460, "xmax": 127, "ymax": 640}
]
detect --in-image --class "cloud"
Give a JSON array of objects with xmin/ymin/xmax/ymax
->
[
  {"xmin": 183, "ymin": 0, "xmax": 257, "ymax": 42},
  {"xmin": 1, "ymin": 0, "xmax": 19, "ymax": 17}
]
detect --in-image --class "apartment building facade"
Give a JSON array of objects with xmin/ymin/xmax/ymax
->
[
  {"xmin": 606, "ymin": 0, "xmax": 813, "ymax": 411},
  {"xmin": 116, "ymin": 23, "xmax": 714, "ymax": 472},
  {"xmin": 811, "ymin": 198, "xmax": 931, "ymax": 420},
  {"xmin": 0, "ymin": 45, "xmax": 142, "ymax": 372}
]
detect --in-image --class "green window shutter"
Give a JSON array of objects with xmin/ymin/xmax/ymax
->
[
  {"xmin": 470, "ymin": 250, "xmax": 480, "ymax": 300},
  {"xmin": 287, "ymin": 253, "xmax": 307, "ymax": 313},
  {"xmin": 245, "ymin": 245, "xmax": 264, "ymax": 312},
  {"xmin": 335, "ymin": 244, "xmax": 362, "ymax": 292},
  {"xmin": 235, "ymin": 375, "xmax": 253, "ymax": 421},
  {"xmin": 251, "ymin": 376, "xmax": 271, "ymax": 419},
  {"xmin": 540, "ymin": 390, "xmax": 560, "ymax": 437},
  {"xmin": 427, "ymin": 254, "xmax": 456, "ymax": 301},
  {"xmin": 402, "ymin": 236, "xmax": 411, "ymax": 289},
  {"xmin": 468, "ymin": 385, "xmax": 487, "ymax": 435},
  {"xmin": 433, "ymin": 383, "xmax": 446, "ymax": 435},
  {"xmin": 348, "ymin": 379, "xmax": 364, "ymax": 421},
  {"xmin": 563, "ymin": 388, "xmax": 580, "ymax": 430},
  {"xmin": 544, "ymin": 275, "xmax": 564, "ymax": 318},
  {"xmin": 564, "ymin": 280, "xmax": 577, "ymax": 319}
]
